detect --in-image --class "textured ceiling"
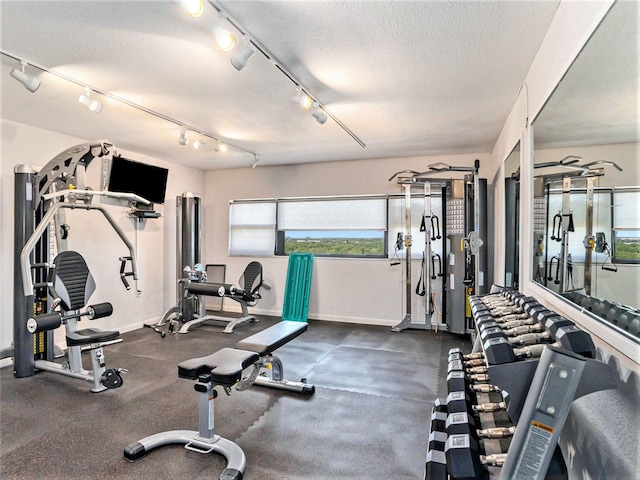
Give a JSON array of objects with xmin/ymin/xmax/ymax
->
[{"xmin": 0, "ymin": 0, "xmax": 562, "ymax": 170}]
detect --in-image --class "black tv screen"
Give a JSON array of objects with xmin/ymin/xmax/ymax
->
[{"xmin": 107, "ymin": 156, "xmax": 169, "ymax": 204}]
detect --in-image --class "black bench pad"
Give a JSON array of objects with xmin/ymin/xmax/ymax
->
[
  {"xmin": 236, "ymin": 321, "xmax": 308, "ymax": 356},
  {"xmin": 66, "ymin": 328, "xmax": 120, "ymax": 346},
  {"xmin": 178, "ymin": 348, "xmax": 260, "ymax": 385}
]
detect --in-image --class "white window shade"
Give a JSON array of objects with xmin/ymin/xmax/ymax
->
[
  {"xmin": 229, "ymin": 202, "xmax": 276, "ymax": 255},
  {"xmin": 613, "ymin": 191, "xmax": 640, "ymax": 229},
  {"xmin": 278, "ymin": 199, "xmax": 386, "ymax": 230}
]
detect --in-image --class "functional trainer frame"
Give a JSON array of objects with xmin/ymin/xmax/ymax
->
[
  {"xmin": 534, "ymin": 158, "xmax": 622, "ymax": 295},
  {"xmin": 388, "ymin": 160, "xmax": 486, "ymax": 334}
]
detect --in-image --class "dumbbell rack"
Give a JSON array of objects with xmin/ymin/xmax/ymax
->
[{"xmin": 425, "ymin": 288, "xmax": 616, "ymax": 480}]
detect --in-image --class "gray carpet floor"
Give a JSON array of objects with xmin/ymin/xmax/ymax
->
[{"xmin": 0, "ymin": 315, "xmax": 470, "ymax": 480}]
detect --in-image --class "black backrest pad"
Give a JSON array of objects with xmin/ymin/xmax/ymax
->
[
  {"xmin": 236, "ymin": 321, "xmax": 308, "ymax": 356},
  {"xmin": 51, "ymin": 251, "xmax": 96, "ymax": 311},
  {"xmin": 239, "ymin": 261, "xmax": 263, "ymax": 295}
]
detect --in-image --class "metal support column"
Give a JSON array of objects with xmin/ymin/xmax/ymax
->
[
  {"xmin": 559, "ymin": 177, "xmax": 572, "ymax": 292},
  {"xmin": 176, "ymin": 192, "xmax": 202, "ymax": 299},
  {"xmin": 13, "ymin": 165, "xmax": 36, "ymax": 377},
  {"xmin": 391, "ymin": 183, "xmax": 413, "ymax": 332},
  {"xmin": 583, "ymin": 176, "xmax": 597, "ymax": 295},
  {"xmin": 423, "ymin": 181, "xmax": 432, "ymax": 326}
]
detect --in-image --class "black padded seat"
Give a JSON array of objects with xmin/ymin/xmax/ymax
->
[
  {"xmin": 66, "ymin": 328, "xmax": 120, "ymax": 346},
  {"xmin": 236, "ymin": 321, "xmax": 308, "ymax": 356},
  {"xmin": 178, "ymin": 348, "xmax": 260, "ymax": 385}
]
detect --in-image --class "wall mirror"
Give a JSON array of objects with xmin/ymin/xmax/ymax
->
[
  {"xmin": 503, "ymin": 142, "xmax": 520, "ymax": 288},
  {"xmin": 531, "ymin": 0, "xmax": 639, "ymax": 340}
]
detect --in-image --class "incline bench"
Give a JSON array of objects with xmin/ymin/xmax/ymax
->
[{"xmin": 124, "ymin": 321, "xmax": 314, "ymax": 480}]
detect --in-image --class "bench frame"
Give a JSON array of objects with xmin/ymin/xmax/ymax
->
[{"xmin": 124, "ymin": 321, "xmax": 315, "ymax": 479}]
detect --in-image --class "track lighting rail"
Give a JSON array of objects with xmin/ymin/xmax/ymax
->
[
  {"xmin": 210, "ymin": 1, "xmax": 366, "ymax": 148},
  {"xmin": 1, "ymin": 49, "xmax": 257, "ymax": 157}
]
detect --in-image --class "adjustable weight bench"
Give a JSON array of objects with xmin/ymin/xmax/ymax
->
[{"xmin": 124, "ymin": 321, "xmax": 314, "ymax": 479}]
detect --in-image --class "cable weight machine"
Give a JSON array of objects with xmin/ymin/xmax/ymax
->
[
  {"xmin": 388, "ymin": 172, "xmax": 441, "ymax": 332},
  {"xmin": 388, "ymin": 160, "xmax": 487, "ymax": 334},
  {"xmin": 13, "ymin": 141, "xmax": 142, "ymax": 390}
]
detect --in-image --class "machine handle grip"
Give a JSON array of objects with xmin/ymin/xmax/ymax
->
[
  {"xmin": 87, "ymin": 302, "xmax": 113, "ymax": 320},
  {"xmin": 119, "ymin": 256, "xmax": 134, "ymax": 290},
  {"xmin": 26, "ymin": 312, "xmax": 62, "ymax": 334}
]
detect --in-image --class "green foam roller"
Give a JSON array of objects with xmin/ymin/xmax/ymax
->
[{"xmin": 282, "ymin": 253, "xmax": 314, "ymax": 322}]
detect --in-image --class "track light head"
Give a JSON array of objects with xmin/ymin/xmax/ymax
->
[
  {"xmin": 215, "ymin": 140, "xmax": 227, "ymax": 152},
  {"xmin": 213, "ymin": 16, "xmax": 236, "ymax": 52},
  {"xmin": 311, "ymin": 110, "xmax": 328, "ymax": 125},
  {"xmin": 78, "ymin": 88, "xmax": 102, "ymax": 113},
  {"xmin": 179, "ymin": 129, "xmax": 188, "ymax": 146},
  {"xmin": 193, "ymin": 136, "xmax": 205, "ymax": 149},
  {"xmin": 291, "ymin": 89, "xmax": 312, "ymax": 110},
  {"xmin": 231, "ymin": 38, "xmax": 256, "ymax": 71},
  {"xmin": 9, "ymin": 61, "xmax": 40, "ymax": 93},
  {"xmin": 184, "ymin": 0, "xmax": 205, "ymax": 17}
]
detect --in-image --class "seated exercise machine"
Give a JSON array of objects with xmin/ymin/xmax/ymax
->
[
  {"xmin": 25, "ymin": 251, "xmax": 125, "ymax": 392},
  {"xmin": 151, "ymin": 261, "xmax": 269, "ymax": 335},
  {"xmin": 14, "ymin": 141, "xmax": 140, "ymax": 391},
  {"xmin": 124, "ymin": 320, "xmax": 314, "ymax": 479}
]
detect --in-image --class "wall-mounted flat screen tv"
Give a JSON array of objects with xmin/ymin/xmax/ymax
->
[{"xmin": 107, "ymin": 156, "xmax": 169, "ymax": 205}]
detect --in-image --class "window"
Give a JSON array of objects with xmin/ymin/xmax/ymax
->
[
  {"xmin": 228, "ymin": 201, "xmax": 276, "ymax": 256},
  {"xmin": 228, "ymin": 195, "xmax": 451, "ymax": 259},
  {"xmin": 276, "ymin": 198, "xmax": 387, "ymax": 257},
  {"xmin": 613, "ymin": 191, "xmax": 640, "ymax": 263},
  {"xmin": 282, "ymin": 230, "xmax": 386, "ymax": 256}
]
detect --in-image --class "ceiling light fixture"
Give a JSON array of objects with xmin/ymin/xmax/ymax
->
[
  {"xmin": 9, "ymin": 60, "xmax": 40, "ymax": 92},
  {"xmin": 193, "ymin": 134, "xmax": 205, "ymax": 149},
  {"xmin": 215, "ymin": 140, "xmax": 228, "ymax": 152},
  {"xmin": 230, "ymin": 36, "xmax": 256, "ymax": 71},
  {"xmin": 250, "ymin": 154, "xmax": 261, "ymax": 168},
  {"xmin": 291, "ymin": 88, "xmax": 313, "ymax": 110},
  {"xmin": 311, "ymin": 103, "xmax": 328, "ymax": 125},
  {"xmin": 184, "ymin": 0, "xmax": 205, "ymax": 18},
  {"xmin": 179, "ymin": 129, "xmax": 188, "ymax": 146},
  {"xmin": 213, "ymin": 14, "xmax": 236, "ymax": 52},
  {"xmin": 78, "ymin": 87, "xmax": 103, "ymax": 113}
]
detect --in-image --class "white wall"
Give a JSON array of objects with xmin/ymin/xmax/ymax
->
[
  {"xmin": 488, "ymin": 2, "xmax": 638, "ymax": 478},
  {"xmin": 203, "ymin": 153, "xmax": 488, "ymax": 326},
  {"xmin": 0, "ymin": 119, "xmax": 205, "ymax": 353}
]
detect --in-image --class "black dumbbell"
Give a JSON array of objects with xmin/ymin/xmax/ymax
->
[
  {"xmin": 502, "ymin": 323, "xmax": 545, "ymax": 337},
  {"xmin": 425, "ymin": 448, "xmax": 447, "ymax": 480},
  {"xmin": 445, "ymin": 434, "xmax": 486, "ymax": 480},
  {"xmin": 447, "ymin": 371, "xmax": 502, "ymax": 396},
  {"xmin": 513, "ymin": 324, "xmax": 595, "ymax": 359},
  {"xmin": 448, "ymin": 348, "xmax": 484, "ymax": 361},
  {"xmin": 430, "ymin": 402, "xmax": 448, "ymax": 433},
  {"xmin": 447, "ymin": 390, "xmax": 507, "ymax": 415},
  {"xmin": 446, "ymin": 411, "xmax": 516, "ymax": 440}
]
